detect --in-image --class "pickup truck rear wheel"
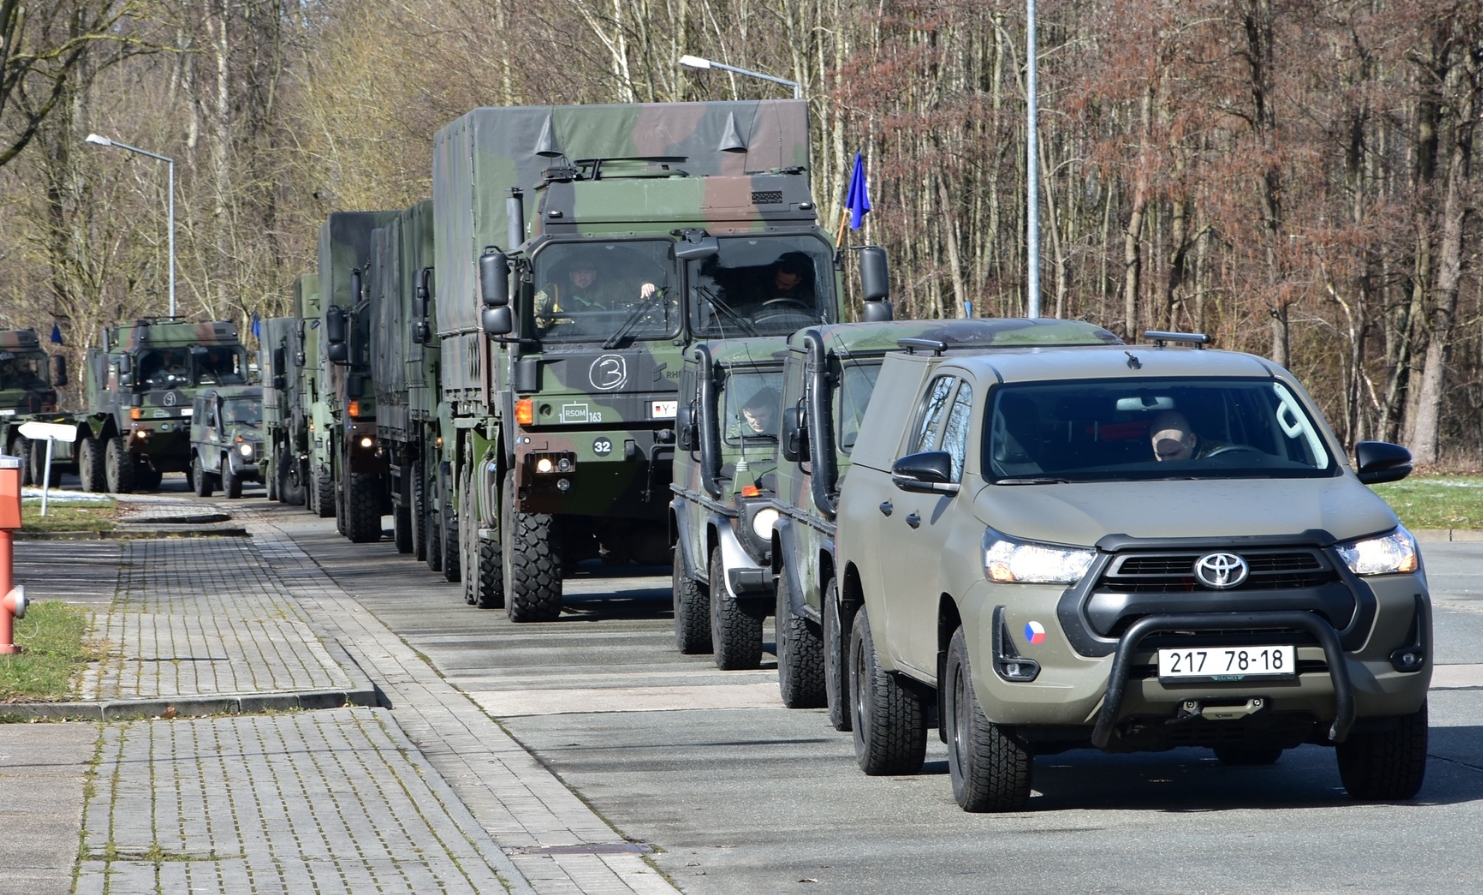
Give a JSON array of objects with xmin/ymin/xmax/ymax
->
[
  {"xmin": 1336, "ymin": 701, "xmax": 1428, "ymax": 800},
  {"xmin": 503, "ymin": 470, "xmax": 562, "ymax": 622},
  {"xmin": 777, "ymin": 570, "xmax": 825, "ymax": 708},
  {"xmin": 78, "ymin": 436, "xmax": 106, "ymax": 493},
  {"xmin": 710, "ymin": 548, "xmax": 763, "ymax": 670},
  {"xmin": 672, "ymin": 549, "xmax": 711, "ymax": 654},
  {"xmin": 945, "ymin": 627, "xmax": 1031, "ymax": 811},
  {"xmin": 849, "ymin": 606, "xmax": 927, "ymax": 775},
  {"xmin": 104, "ymin": 436, "xmax": 135, "ymax": 493},
  {"xmin": 823, "ymin": 580, "xmax": 852, "ymax": 731}
]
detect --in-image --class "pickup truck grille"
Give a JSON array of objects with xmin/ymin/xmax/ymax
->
[{"xmin": 1098, "ymin": 549, "xmax": 1334, "ymax": 593}]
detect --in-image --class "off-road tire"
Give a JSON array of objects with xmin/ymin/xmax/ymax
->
[
  {"xmin": 945, "ymin": 627, "xmax": 1032, "ymax": 812},
  {"xmin": 710, "ymin": 548, "xmax": 764, "ymax": 671},
  {"xmin": 425, "ymin": 480, "xmax": 443, "ymax": 573},
  {"xmin": 439, "ymin": 474, "xmax": 460, "ymax": 583},
  {"xmin": 221, "ymin": 456, "xmax": 243, "ymax": 499},
  {"xmin": 78, "ymin": 437, "xmax": 105, "ymax": 494},
  {"xmin": 191, "ymin": 454, "xmax": 215, "ymax": 497},
  {"xmin": 26, "ymin": 437, "xmax": 50, "ymax": 487},
  {"xmin": 777, "ymin": 570, "xmax": 826, "ymax": 707},
  {"xmin": 672, "ymin": 548, "xmax": 712, "ymax": 653},
  {"xmin": 1337, "ymin": 701, "xmax": 1428, "ymax": 800},
  {"xmin": 473, "ymin": 535, "xmax": 504, "ymax": 609},
  {"xmin": 503, "ymin": 470, "xmax": 562, "ymax": 622},
  {"xmin": 393, "ymin": 500, "xmax": 413, "ymax": 553},
  {"xmin": 850, "ymin": 606, "xmax": 927, "ymax": 776},
  {"xmin": 823, "ymin": 579, "xmax": 852, "ymax": 731},
  {"xmin": 12, "ymin": 437, "xmax": 32, "ymax": 486},
  {"xmin": 138, "ymin": 465, "xmax": 163, "ymax": 491},
  {"xmin": 411, "ymin": 465, "xmax": 428, "ymax": 562},
  {"xmin": 266, "ymin": 457, "xmax": 279, "ymax": 501},
  {"xmin": 314, "ymin": 466, "xmax": 336, "ymax": 519},
  {"xmin": 459, "ymin": 462, "xmax": 478, "ymax": 604},
  {"xmin": 346, "ymin": 471, "xmax": 382, "ymax": 542},
  {"xmin": 105, "ymin": 436, "xmax": 136, "ymax": 494},
  {"xmin": 1213, "ymin": 746, "xmax": 1284, "ymax": 766}
]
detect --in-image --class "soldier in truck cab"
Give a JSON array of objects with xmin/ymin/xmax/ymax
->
[{"xmin": 535, "ymin": 261, "xmax": 658, "ymax": 318}]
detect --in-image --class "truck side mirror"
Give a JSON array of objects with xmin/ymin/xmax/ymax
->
[
  {"xmin": 675, "ymin": 403, "xmax": 698, "ymax": 452},
  {"xmin": 412, "ymin": 321, "xmax": 432, "ymax": 344},
  {"xmin": 347, "ymin": 374, "xmax": 364, "ymax": 399},
  {"xmin": 1355, "ymin": 441, "xmax": 1412, "ymax": 485},
  {"xmin": 414, "ymin": 266, "xmax": 433, "ymax": 318},
  {"xmin": 116, "ymin": 354, "xmax": 133, "ymax": 388},
  {"xmin": 272, "ymin": 348, "xmax": 286, "ymax": 389},
  {"xmin": 781, "ymin": 405, "xmax": 808, "ymax": 463},
  {"xmin": 479, "ymin": 250, "xmax": 509, "ymax": 308},
  {"xmin": 482, "ymin": 306, "xmax": 513, "ymax": 337},
  {"xmin": 859, "ymin": 246, "xmax": 891, "ymax": 302},
  {"xmin": 52, "ymin": 355, "xmax": 68, "ymax": 388},
  {"xmin": 326, "ymin": 306, "xmax": 348, "ymax": 364}
]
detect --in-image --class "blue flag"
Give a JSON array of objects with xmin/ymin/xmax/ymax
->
[
  {"xmin": 845, "ymin": 151, "xmax": 871, "ymax": 230},
  {"xmin": 50, "ymin": 323, "xmax": 64, "ymax": 345},
  {"xmin": 251, "ymin": 312, "xmax": 261, "ymax": 339}
]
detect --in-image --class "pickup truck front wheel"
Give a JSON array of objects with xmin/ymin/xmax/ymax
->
[
  {"xmin": 850, "ymin": 606, "xmax": 927, "ymax": 776},
  {"xmin": 1336, "ymin": 701, "xmax": 1428, "ymax": 800},
  {"xmin": 945, "ymin": 626, "xmax": 1031, "ymax": 812}
]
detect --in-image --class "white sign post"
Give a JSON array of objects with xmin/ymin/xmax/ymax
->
[{"xmin": 17, "ymin": 421, "xmax": 78, "ymax": 516}]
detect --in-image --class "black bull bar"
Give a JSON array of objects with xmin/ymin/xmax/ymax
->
[{"xmin": 1089, "ymin": 611, "xmax": 1355, "ymax": 749}]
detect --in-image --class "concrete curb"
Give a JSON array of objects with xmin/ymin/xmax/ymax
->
[
  {"xmin": 0, "ymin": 686, "xmax": 381, "ymax": 721},
  {"xmin": 15, "ymin": 527, "xmax": 250, "ymax": 540}
]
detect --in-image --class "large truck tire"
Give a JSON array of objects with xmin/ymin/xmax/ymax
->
[
  {"xmin": 12, "ymin": 436, "xmax": 32, "ymax": 486},
  {"xmin": 424, "ymin": 476, "xmax": 443, "ymax": 573},
  {"xmin": 438, "ymin": 470, "xmax": 460, "ymax": 583},
  {"xmin": 462, "ymin": 463, "xmax": 504, "ymax": 608},
  {"xmin": 411, "ymin": 464, "xmax": 427, "ymax": 562},
  {"xmin": 104, "ymin": 436, "xmax": 136, "ymax": 494},
  {"xmin": 313, "ymin": 465, "xmax": 335, "ymax": 518},
  {"xmin": 502, "ymin": 470, "xmax": 562, "ymax": 622},
  {"xmin": 346, "ymin": 471, "xmax": 382, "ymax": 543},
  {"xmin": 266, "ymin": 457, "xmax": 279, "ymax": 501},
  {"xmin": 78, "ymin": 437, "xmax": 106, "ymax": 494}
]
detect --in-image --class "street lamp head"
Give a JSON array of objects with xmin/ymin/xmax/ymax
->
[
  {"xmin": 679, "ymin": 55, "xmax": 712, "ymax": 70},
  {"xmin": 85, "ymin": 133, "xmax": 114, "ymax": 147}
]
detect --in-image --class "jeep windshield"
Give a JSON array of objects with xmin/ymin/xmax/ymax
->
[
  {"xmin": 986, "ymin": 377, "xmax": 1339, "ymax": 482},
  {"xmin": 689, "ymin": 236, "xmax": 834, "ymax": 339},
  {"xmin": 720, "ymin": 367, "xmax": 783, "ymax": 448},
  {"xmin": 529, "ymin": 240, "xmax": 678, "ymax": 343},
  {"xmin": 221, "ymin": 397, "xmax": 262, "ymax": 428}
]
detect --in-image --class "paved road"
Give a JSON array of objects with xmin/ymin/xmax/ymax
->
[{"xmin": 265, "ymin": 501, "xmax": 1483, "ymax": 895}]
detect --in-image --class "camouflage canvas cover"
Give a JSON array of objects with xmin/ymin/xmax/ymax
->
[
  {"xmin": 370, "ymin": 199, "xmax": 436, "ymax": 441},
  {"xmin": 317, "ymin": 211, "xmax": 398, "ymax": 422}
]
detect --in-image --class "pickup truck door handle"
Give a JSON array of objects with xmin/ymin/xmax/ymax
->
[
  {"xmin": 879, "ymin": 501, "xmax": 893, "ymax": 516},
  {"xmin": 905, "ymin": 512, "xmax": 921, "ymax": 529}
]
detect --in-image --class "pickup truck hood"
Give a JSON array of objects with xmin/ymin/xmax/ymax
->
[{"xmin": 973, "ymin": 476, "xmax": 1399, "ymax": 548}]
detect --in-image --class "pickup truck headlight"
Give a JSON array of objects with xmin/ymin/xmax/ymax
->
[
  {"xmin": 983, "ymin": 529, "xmax": 1096, "ymax": 584},
  {"xmin": 1336, "ymin": 527, "xmax": 1418, "ymax": 575}
]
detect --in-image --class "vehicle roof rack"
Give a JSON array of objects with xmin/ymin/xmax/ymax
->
[
  {"xmin": 1143, "ymin": 330, "xmax": 1210, "ymax": 349},
  {"xmin": 898, "ymin": 337, "xmax": 947, "ymax": 356}
]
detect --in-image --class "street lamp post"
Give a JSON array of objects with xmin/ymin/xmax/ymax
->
[
  {"xmin": 85, "ymin": 133, "xmax": 176, "ymax": 318},
  {"xmin": 679, "ymin": 54, "xmax": 801, "ymax": 100}
]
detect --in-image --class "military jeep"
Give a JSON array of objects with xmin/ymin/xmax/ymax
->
[{"xmin": 188, "ymin": 385, "xmax": 264, "ymax": 499}]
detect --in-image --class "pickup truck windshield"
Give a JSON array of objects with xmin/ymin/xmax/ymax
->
[{"xmin": 987, "ymin": 377, "xmax": 1337, "ymax": 481}]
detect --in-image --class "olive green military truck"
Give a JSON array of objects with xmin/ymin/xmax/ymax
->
[
  {"xmin": 438, "ymin": 100, "xmax": 886, "ymax": 621},
  {"xmin": 258, "ymin": 314, "xmax": 305, "ymax": 505},
  {"xmin": 833, "ymin": 331, "xmax": 1430, "ymax": 811},
  {"xmin": 188, "ymin": 385, "xmax": 263, "ymax": 498},
  {"xmin": 0, "ymin": 328, "xmax": 68, "ymax": 485},
  {"xmin": 42, "ymin": 319, "xmax": 249, "ymax": 493},
  {"xmin": 770, "ymin": 319, "xmax": 1123, "ymax": 714}
]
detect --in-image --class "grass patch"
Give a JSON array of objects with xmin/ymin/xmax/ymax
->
[
  {"xmin": 0, "ymin": 601, "xmax": 97, "ymax": 702},
  {"xmin": 1371, "ymin": 475, "xmax": 1483, "ymax": 530},
  {"xmin": 22, "ymin": 496, "xmax": 117, "ymax": 533}
]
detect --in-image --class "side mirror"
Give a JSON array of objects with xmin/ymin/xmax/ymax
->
[
  {"xmin": 481, "ymin": 306, "xmax": 513, "ymax": 337},
  {"xmin": 859, "ymin": 246, "xmax": 890, "ymax": 302},
  {"xmin": 412, "ymin": 321, "xmax": 432, "ymax": 344},
  {"xmin": 294, "ymin": 350, "xmax": 305, "ymax": 367},
  {"xmin": 479, "ymin": 249, "xmax": 509, "ymax": 308},
  {"xmin": 781, "ymin": 405, "xmax": 808, "ymax": 463},
  {"xmin": 52, "ymin": 355, "xmax": 68, "ymax": 388},
  {"xmin": 272, "ymin": 348, "xmax": 286, "ymax": 377},
  {"xmin": 272, "ymin": 373, "xmax": 286, "ymax": 390},
  {"xmin": 117, "ymin": 354, "xmax": 132, "ymax": 375},
  {"xmin": 862, "ymin": 300, "xmax": 894, "ymax": 322},
  {"xmin": 675, "ymin": 403, "xmax": 698, "ymax": 452},
  {"xmin": 325, "ymin": 306, "xmax": 348, "ymax": 364},
  {"xmin": 347, "ymin": 374, "xmax": 365, "ymax": 399},
  {"xmin": 1355, "ymin": 441, "xmax": 1413, "ymax": 485},
  {"xmin": 675, "ymin": 234, "xmax": 719, "ymax": 261},
  {"xmin": 414, "ymin": 266, "xmax": 433, "ymax": 318},
  {"xmin": 891, "ymin": 450, "xmax": 959, "ymax": 494}
]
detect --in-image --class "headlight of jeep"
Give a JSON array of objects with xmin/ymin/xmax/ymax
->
[
  {"xmin": 1337, "ymin": 527, "xmax": 1419, "ymax": 575},
  {"xmin": 982, "ymin": 529, "xmax": 1096, "ymax": 584},
  {"xmin": 751, "ymin": 506, "xmax": 779, "ymax": 540},
  {"xmin": 238, "ymin": 442, "xmax": 254, "ymax": 458}
]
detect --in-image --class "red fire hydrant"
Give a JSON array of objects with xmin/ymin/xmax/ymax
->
[{"xmin": 0, "ymin": 454, "xmax": 26, "ymax": 655}]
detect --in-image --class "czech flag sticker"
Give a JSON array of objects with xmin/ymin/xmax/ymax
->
[{"xmin": 1024, "ymin": 621, "xmax": 1047, "ymax": 646}]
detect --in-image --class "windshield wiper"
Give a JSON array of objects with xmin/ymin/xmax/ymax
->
[
  {"xmin": 603, "ymin": 287, "xmax": 668, "ymax": 350},
  {"xmin": 695, "ymin": 285, "xmax": 758, "ymax": 337},
  {"xmin": 994, "ymin": 476, "xmax": 1071, "ymax": 485}
]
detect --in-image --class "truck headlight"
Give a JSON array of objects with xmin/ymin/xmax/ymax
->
[
  {"xmin": 1337, "ymin": 527, "xmax": 1419, "ymax": 575},
  {"xmin": 983, "ymin": 529, "xmax": 1095, "ymax": 584}
]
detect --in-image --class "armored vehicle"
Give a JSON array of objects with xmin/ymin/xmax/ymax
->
[
  {"xmin": 0, "ymin": 328, "xmax": 67, "ymax": 484},
  {"xmin": 438, "ymin": 100, "xmax": 888, "ymax": 621},
  {"xmin": 258, "ymin": 315, "xmax": 305, "ymax": 504},
  {"xmin": 53, "ymin": 319, "xmax": 248, "ymax": 493},
  {"xmin": 670, "ymin": 339, "xmax": 789, "ymax": 670},
  {"xmin": 770, "ymin": 319, "xmax": 1124, "ymax": 714},
  {"xmin": 833, "ymin": 332, "xmax": 1430, "ymax": 811},
  {"xmin": 367, "ymin": 200, "xmax": 443, "ymax": 564},
  {"xmin": 188, "ymin": 385, "xmax": 263, "ymax": 498},
  {"xmin": 319, "ymin": 210, "xmax": 399, "ymax": 542}
]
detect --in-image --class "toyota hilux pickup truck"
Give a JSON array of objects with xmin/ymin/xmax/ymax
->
[{"xmin": 833, "ymin": 331, "xmax": 1429, "ymax": 812}]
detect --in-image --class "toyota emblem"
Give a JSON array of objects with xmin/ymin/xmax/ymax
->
[{"xmin": 1194, "ymin": 552, "xmax": 1249, "ymax": 589}]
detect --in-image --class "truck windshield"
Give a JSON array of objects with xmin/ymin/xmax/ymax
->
[
  {"xmin": 689, "ymin": 236, "xmax": 834, "ymax": 339},
  {"xmin": 720, "ymin": 368, "xmax": 783, "ymax": 447},
  {"xmin": 0, "ymin": 353, "xmax": 48, "ymax": 390},
  {"xmin": 986, "ymin": 377, "xmax": 1339, "ymax": 482},
  {"xmin": 194, "ymin": 346, "xmax": 248, "ymax": 386},
  {"xmin": 530, "ymin": 240, "xmax": 678, "ymax": 343}
]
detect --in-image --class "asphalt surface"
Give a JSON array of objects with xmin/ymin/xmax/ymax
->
[{"xmin": 3, "ymin": 481, "xmax": 1483, "ymax": 895}]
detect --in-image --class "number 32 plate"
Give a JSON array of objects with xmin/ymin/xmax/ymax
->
[{"xmin": 1158, "ymin": 645, "xmax": 1296, "ymax": 681}]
